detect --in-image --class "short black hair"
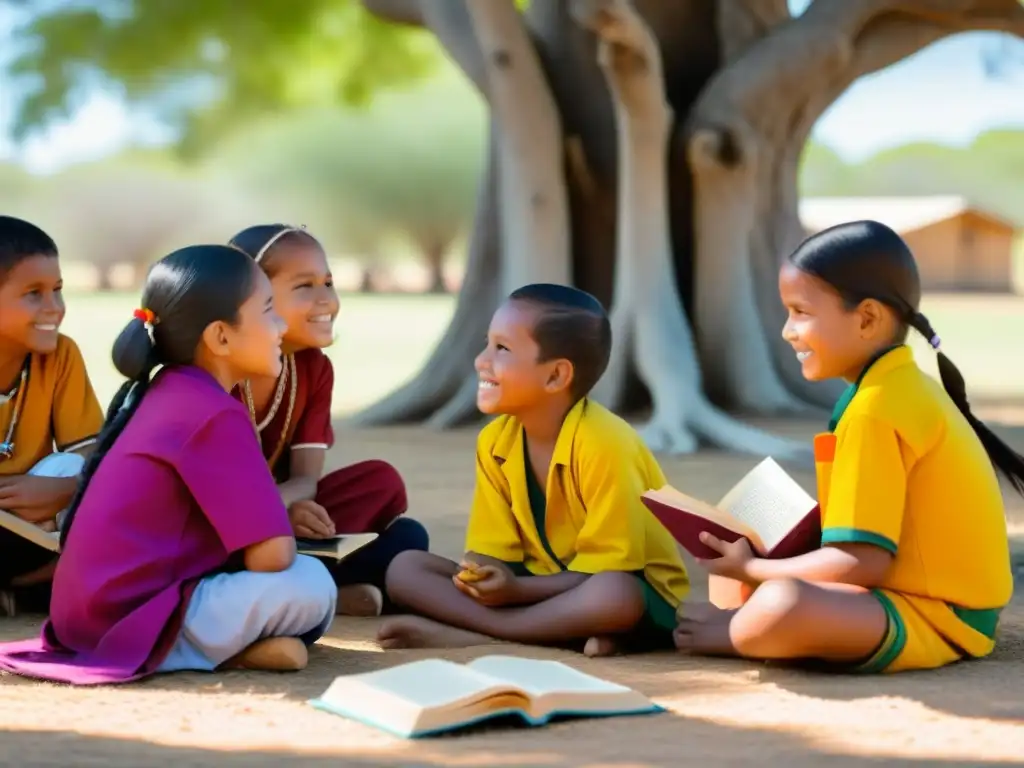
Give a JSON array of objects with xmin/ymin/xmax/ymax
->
[
  {"xmin": 0, "ymin": 215, "xmax": 58, "ymax": 282},
  {"xmin": 507, "ymin": 283, "xmax": 611, "ymax": 400}
]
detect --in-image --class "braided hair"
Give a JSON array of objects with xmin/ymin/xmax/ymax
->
[
  {"xmin": 789, "ymin": 219, "xmax": 1024, "ymax": 497},
  {"xmin": 59, "ymin": 244, "xmax": 261, "ymax": 547}
]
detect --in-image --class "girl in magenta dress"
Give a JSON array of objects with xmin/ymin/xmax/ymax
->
[
  {"xmin": 228, "ymin": 224, "xmax": 429, "ymax": 617},
  {"xmin": 0, "ymin": 245, "xmax": 337, "ymax": 684}
]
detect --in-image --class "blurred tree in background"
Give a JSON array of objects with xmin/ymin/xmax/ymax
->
[
  {"xmin": 209, "ymin": 76, "xmax": 485, "ymax": 292},
  {"xmin": 2, "ymin": 0, "xmax": 1022, "ymax": 456},
  {"xmin": 5, "ymin": 0, "xmax": 439, "ymax": 156}
]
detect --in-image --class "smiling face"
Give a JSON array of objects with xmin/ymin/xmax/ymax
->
[
  {"xmin": 474, "ymin": 300, "xmax": 568, "ymax": 416},
  {"xmin": 778, "ymin": 262, "xmax": 899, "ymax": 383},
  {"xmin": 0, "ymin": 254, "xmax": 65, "ymax": 355},
  {"xmin": 213, "ymin": 267, "xmax": 287, "ymax": 383},
  {"xmin": 263, "ymin": 241, "xmax": 339, "ymax": 352}
]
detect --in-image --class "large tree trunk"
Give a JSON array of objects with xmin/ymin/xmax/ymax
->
[
  {"xmin": 356, "ymin": 0, "xmax": 1024, "ymax": 456},
  {"xmin": 419, "ymin": 241, "xmax": 448, "ymax": 294}
]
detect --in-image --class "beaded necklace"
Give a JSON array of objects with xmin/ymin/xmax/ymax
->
[
  {"xmin": 243, "ymin": 353, "xmax": 297, "ymax": 469},
  {"xmin": 0, "ymin": 360, "xmax": 29, "ymax": 461}
]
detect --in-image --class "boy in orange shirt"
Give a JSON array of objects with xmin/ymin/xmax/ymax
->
[{"xmin": 0, "ymin": 216, "xmax": 103, "ymax": 615}]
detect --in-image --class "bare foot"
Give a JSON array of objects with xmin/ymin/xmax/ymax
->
[
  {"xmin": 376, "ymin": 616, "xmax": 496, "ymax": 649},
  {"xmin": 673, "ymin": 602, "xmax": 737, "ymax": 657},
  {"xmin": 0, "ymin": 590, "xmax": 16, "ymax": 617},
  {"xmin": 583, "ymin": 635, "xmax": 621, "ymax": 657},
  {"xmin": 220, "ymin": 637, "xmax": 308, "ymax": 671},
  {"xmin": 337, "ymin": 584, "xmax": 383, "ymax": 617}
]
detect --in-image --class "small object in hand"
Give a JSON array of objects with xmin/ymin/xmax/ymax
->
[
  {"xmin": 456, "ymin": 563, "xmax": 485, "ymax": 583},
  {"xmin": 0, "ymin": 442, "xmax": 13, "ymax": 460}
]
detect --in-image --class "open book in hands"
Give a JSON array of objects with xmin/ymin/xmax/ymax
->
[
  {"xmin": 0, "ymin": 508, "xmax": 60, "ymax": 552},
  {"xmin": 642, "ymin": 457, "xmax": 821, "ymax": 560},
  {"xmin": 309, "ymin": 655, "xmax": 662, "ymax": 738},
  {"xmin": 296, "ymin": 532, "xmax": 377, "ymax": 562}
]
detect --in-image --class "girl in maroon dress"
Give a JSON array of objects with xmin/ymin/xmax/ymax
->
[{"xmin": 228, "ymin": 224, "xmax": 429, "ymax": 616}]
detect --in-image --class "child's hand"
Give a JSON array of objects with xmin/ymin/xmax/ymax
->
[
  {"xmin": 453, "ymin": 560, "xmax": 521, "ymax": 606},
  {"xmin": 288, "ymin": 500, "xmax": 336, "ymax": 540},
  {"xmin": 0, "ymin": 476, "xmax": 71, "ymax": 522},
  {"xmin": 696, "ymin": 532, "xmax": 756, "ymax": 582}
]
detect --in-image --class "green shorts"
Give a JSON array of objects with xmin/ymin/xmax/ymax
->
[{"xmin": 632, "ymin": 575, "xmax": 679, "ymax": 649}]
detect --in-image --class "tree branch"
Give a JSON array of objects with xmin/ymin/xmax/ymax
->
[
  {"xmin": 360, "ymin": 0, "xmax": 423, "ymax": 27},
  {"xmin": 468, "ymin": 0, "xmax": 572, "ymax": 291},
  {"xmin": 420, "ymin": 2, "xmax": 490, "ymax": 96},
  {"xmin": 693, "ymin": 0, "xmax": 1024, "ymax": 149},
  {"xmin": 718, "ymin": 0, "xmax": 792, "ymax": 61},
  {"xmin": 363, "ymin": 0, "xmax": 489, "ymax": 95},
  {"xmin": 571, "ymin": 0, "xmax": 669, "ymax": 123}
]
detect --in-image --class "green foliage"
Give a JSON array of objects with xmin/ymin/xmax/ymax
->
[
  {"xmin": 799, "ymin": 128, "xmax": 1024, "ymax": 225},
  {"xmin": 7, "ymin": 0, "xmax": 439, "ymax": 155},
  {"xmin": 208, "ymin": 73, "xmax": 486, "ymax": 264}
]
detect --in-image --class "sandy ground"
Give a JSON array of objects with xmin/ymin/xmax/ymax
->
[{"xmin": 2, "ymin": 417, "xmax": 1023, "ymax": 767}]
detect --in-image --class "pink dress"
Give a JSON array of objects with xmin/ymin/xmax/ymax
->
[{"xmin": 0, "ymin": 366, "xmax": 301, "ymax": 684}]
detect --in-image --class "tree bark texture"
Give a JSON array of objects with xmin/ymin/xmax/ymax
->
[{"xmin": 356, "ymin": 0, "xmax": 1024, "ymax": 457}]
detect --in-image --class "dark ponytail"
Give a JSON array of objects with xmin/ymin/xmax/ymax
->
[
  {"xmin": 60, "ymin": 244, "xmax": 261, "ymax": 547},
  {"xmin": 789, "ymin": 220, "xmax": 1024, "ymax": 498}
]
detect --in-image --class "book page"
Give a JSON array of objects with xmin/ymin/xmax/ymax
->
[
  {"xmin": 0, "ymin": 509, "xmax": 59, "ymax": 553},
  {"xmin": 467, "ymin": 656, "xmax": 631, "ymax": 698},
  {"xmin": 642, "ymin": 487, "xmax": 758, "ymax": 541},
  {"xmin": 322, "ymin": 658, "xmax": 512, "ymax": 712},
  {"xmin": 467, "ymin": 656, "xmax": 654, "ymax": 720},
  {"xmin": 297, "ymin": 532, "xmax": 377, "ymax": 561},
  {"xmin": 717, "ymin": 458, "xmax": 817, "ymax": 550}
]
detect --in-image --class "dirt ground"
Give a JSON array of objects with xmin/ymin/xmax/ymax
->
[{"xmin": 2, "ymin": 417, "xmax": 1023, "ymax": 767}]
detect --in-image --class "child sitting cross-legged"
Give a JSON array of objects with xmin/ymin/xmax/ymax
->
[
  {"xmin": 0, "ymin": 216, "xmax": 103, "ymax": 616},
  {"xmin": 377, "ymin": 284, "xmax": 690, "ymax": 657},
  {"xmin": 674, "ymin": 220, "xmax": 1018, "ymax": 674}
]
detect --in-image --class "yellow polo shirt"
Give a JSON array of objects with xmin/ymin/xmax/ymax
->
[
  {"xmin": 0, "ymin": 334, "xmax": 103, "ymax": 476},
  {"xmin": 464, "ymin": 398, "xmax": 689, "ymax": 609},
  {"xmin": 818, "ymin": 345, "xmax": 1012, "ymax": 668}
]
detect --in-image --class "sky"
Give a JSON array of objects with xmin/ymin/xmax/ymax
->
[{"xmin": 0, "ymin": 4, "xmax": 1022, "ymax": 174}]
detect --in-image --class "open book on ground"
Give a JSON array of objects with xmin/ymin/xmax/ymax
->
[
  {"xmin": 642, "ymin": 457, "xmax": 820, "ymax": 560},
  {"xmin": 309, "ymin": 655, "xmax": 663, "ymax": 738},
  {"xmin": 296, "ymin": 532, "xmax": 377, "ymax": 562},
  {"xmin": 0, "ymin": 509, "xmax": 59, "ymax": 553}
]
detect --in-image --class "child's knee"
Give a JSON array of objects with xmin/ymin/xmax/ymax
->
[
  {"xmin": 744, "ymin": 578, "xmax": 815, "ymax": 628},
  {"xmin": 387, "ymin": 517, "xmax": 429, "ymax": 552},
  {"xmin": 585, "ymin": 572, "xmax": 647, "ymax": 626},
  {"xmin": 358, "ymin": 459, "xmax": 409, "ymax": 512},
  {"xmin": 285, "ymin": 555, "xmax": 338, "ymax": 619},
  {"xmin": 29, "ymin": 451, "xmax": 85, "ymax": 478},
  {"xmin": 383, "ymin": 550, "xmax": 452, "ymax": 596}
]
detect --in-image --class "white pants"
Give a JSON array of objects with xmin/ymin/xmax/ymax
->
[
  {"xmin": 27, "ymin": 452, "xmax": 85, "ymax": 531},
  {"xmin": 157, "ymin": 555, "xmax": 337, "ymax": 672}
]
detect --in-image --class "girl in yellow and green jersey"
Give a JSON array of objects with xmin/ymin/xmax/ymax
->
[{"xmin": 675, "ymin": 219, "xmax": 1019, "ymax": 674}]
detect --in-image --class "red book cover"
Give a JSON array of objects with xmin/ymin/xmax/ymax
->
[
  {"xmin": 641, "ymin": 496, "xmax": 749, "ymax": 560},
  {"xmin": 642, "ymin": 457, "xmax": 823, "ymax": 561}
]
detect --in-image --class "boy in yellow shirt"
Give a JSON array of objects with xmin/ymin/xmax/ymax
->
[
  {"xmin": 0, "ymin": 217, "xmax": 104, "ymax": 615},
  {"xmin": 675, "ymin": 220, "xmax": 1017, "ymax": 673},
  {"xmin": 377, "ymin": 284, "xmax": 689, "ymax": 656}
]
